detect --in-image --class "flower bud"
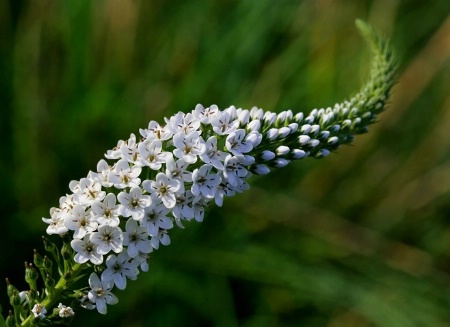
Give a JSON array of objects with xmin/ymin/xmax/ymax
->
[
  {"xmin": 291, "ymin": 149, "xmax": 307, "ymax": 159},
  {"xmin": 254, "ymin": 164, "xmax": 270, "ymax": 175},
  {"xmin": 298, "ymin": 135, "xmax": 310, "ymax": 145},
  {"xmin": 33, "ymin": 249, "xmax": 44, "ymax": 269},
  {"xmin": 46, "ymin": 274, "xmax": 56, "ymax": 290},
  {"xmin": 25, "ymin": 263, "xmax": 39, "ymax": 290},
  {"xmin": 264, "ymin": 112, "xmax": 276, "ymax": 126},
  {"xmin": 250, "ymin": 106, "xmax": 264, "ymax": 120},
  {"xmin": 310, "ymin": 124, "xmax": 320, "ymax": 135},
  {"xmin": 294, "ymin": 112, "xmax": 304, "ymax": 123},
  {"xmin": 288, "ymin": 123, "xmax": 298, "ymax": 133},
  {"xmin": 42, "ymin": 236, "xmax": 57, "ymax": 253},
  {"xmin": 247, "ymin": 120, "xmax": 261, "ymax": 132},
  {"xmin": 278, "ymin": 127, "xmax": 290, "ymax": 138},
  {"xmin": 6, "ymin": 278, "xmax": 18, "ymax": 298},
  {"xmin": 328, "ymin": 136, "xmax": 339, "ymax": 145},
  {"xmin": 274, "ymin": 158, "xmax": 290, "ymax": 168},
  {"xmin": 242, "ymin": 155, "xmax": 255, "ymax": 166},
  {"xmin": 238, "ymin": 110, "xmax": 250, "ymax": 125},
  {"xmin": 61, "ymin": 242, "xmax": 72, "ymax": 261},
  {"xmin": 300, "ymin": 124, "xmax": 311, "ymax": 134},
  {"xmin": 5, "ymin": 310, "xmax": 16, "ymax": 327},
  {"xmin": 43, "ymin": 256, "xmax": 53, "ymax": 274},
  {"xmin": 309, "ymin": 139, "xmax": 320, "ymax": 147},
  {"xmin": 10, "ymin": 290, "xmax": 20, "ymax": 307},
  {"xmin": 261, "ymin": 150, "xmax": 275, "ymax": 161},
  {"xmin": 276, "ymin": 146, "xmax": 290, "ymax": 156},
  {"xmin": 320, "ymin": 131, "xmax": 330, "ymax": 139},
  {"xmin": 266, "ymin": 128, "xmax": 278, "ymax": 141}
]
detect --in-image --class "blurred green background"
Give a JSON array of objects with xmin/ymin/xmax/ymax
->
[{"xmin": 2, "ymin": 0, "xmax": 450, "ymax": 326}]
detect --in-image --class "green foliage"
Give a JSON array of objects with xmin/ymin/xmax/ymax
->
[{"xmin": 1, "ymin": 1, "xmax": 450, "ymax": 326}]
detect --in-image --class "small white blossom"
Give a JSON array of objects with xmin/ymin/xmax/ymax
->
[
  {"xmin": 142, "ymin": 173, "xmax": 181, "ymax": 209},
  {"xmin": 92, "ymin": 193, "xmax": 120, "ymax": 227},
  {"xmin": 101, "ymin": 252, "xmax": 139, "ymax": 290},
  {"xmin": 58, "ymin": 303, "xmax": 75, "ymax": 318},
  {"xmin": 150, "ymin": 229, "xmax": 171, "ymax": 250},
  {"xmin": 199, "ymin": 136, "xmax": 227, "ymax": 170},
  {"xmin": 138, "ymin": 139, "xmax": 168, "ymax": 170},
  {"xmin": 108, "ymin": 159, "xmax": 141, "ymax": 189},
  {"xmin": 122, "ymin": 219, "xmax": 152, "ymax": 258},
  {"xmin": 165, "ymin": 155, "xmax": 192, "ymax": 183},
  {"xmin": 211, "ymin": 111, "xmax": 239, "ymax": 135},
  {"xmin": 71, "ymin": 235, "xmax": 103, "ymax": 265},
  {"xmin": 90, "ymin": 225, "xmax": 123, "ymax": 255},
  {"xmin": 117, "ymin": 187, "xmax": 152, "ymax": 221},
  {"xmin": 140, "ymin": 120, "xmax": 173, "ymax": 141},
  {"xmin": 226, "ymin": 129, "xmax": 253, "ymax": 155},
  {"xmin": 88, "ymin": 273, "xmax": 118, "ymax": 315},
  {"xmin": 31, "ymin": 303, "xmax": 47, "ymax": 319},
  {"xmin": 64, "ymin": 205, "xmax": 97, "ymax": 239},
  {"xmin": 172, "ymin": 131, "xmax": 206, "ymax": 164},
  {"xmin": 140, "ymin": 202, "xmax": 173, "ymax": 236},
  {"xmin": 191, "ymin": 164, "xmax": 221, "ymax": 199},
  {"xmin": 42, "ymin": 208, "xmax": 68, "ymax": 235}
]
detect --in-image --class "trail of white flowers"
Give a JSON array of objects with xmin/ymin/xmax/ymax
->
[{"xmin": 2, "ymin": 20, "xmax": 396, "ymax": 327}]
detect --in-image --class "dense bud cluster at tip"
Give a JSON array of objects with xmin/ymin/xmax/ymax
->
[{"xmin": 5, "ymin": 20, "xmax": 397, "ymax": 323}]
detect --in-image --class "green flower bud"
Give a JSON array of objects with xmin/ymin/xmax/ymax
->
[
  {"xmin": 5, "ymin": 278, "xmax": 18, "ymax": 298},
  {"xmin": 25, "ymin": 262, "xmax": 39, "ymax": 290},
  {"xmin": 61, "ymin": 242, "xmax": 72, "ymax": 261},
  {"xmin": 42, "ymin": 236, "xmax": 57, "ymax": 253},
  {"xmin": 9, "ymin": 290, "xmax": 20, "ymax": 307},
  {"xmin": 43, "ymin": 255, "xmax": 53, "ymax": 274},
  {"xmin": 5, "ymin": 310, "xmax": 16, "ymax": 327},
  {"xmin": 33, "ymin": 249, "xmax": 44, "ymax": 269},
  {"xmin": 45, "ymin": 274, "xmax": 55, "ymax": 290}
]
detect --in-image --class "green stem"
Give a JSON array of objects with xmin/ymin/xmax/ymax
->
[{"xmin": 20, "ymin": 263, "xmax": 84, "ymax": 327}]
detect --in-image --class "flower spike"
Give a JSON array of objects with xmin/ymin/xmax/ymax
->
[{"xmin": 5, "ymin": 20, "xmax": 397, "ymax": 326}]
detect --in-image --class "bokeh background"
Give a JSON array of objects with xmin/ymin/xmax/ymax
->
[{"xmin": 2, "ymin": 0, "xmax": 450, "ymax": 326}]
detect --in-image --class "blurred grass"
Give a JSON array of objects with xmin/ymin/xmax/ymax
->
[{"xmin": 2, "ymin": 0, "xmax": 450, "ymax": 326}]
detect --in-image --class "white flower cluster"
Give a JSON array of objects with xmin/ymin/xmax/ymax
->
[{"xmin": 42, "ymin": 103, "xmax": 344, "ymax": 314}]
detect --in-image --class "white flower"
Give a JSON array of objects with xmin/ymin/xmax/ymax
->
[
  {"xmin": 122, "ymin": 219, "xmax": 152, "ymax": 258},
  {"xmin": 150, "ymin": 229, "xmax": 171, "ymax": 250},
  {"xmin": 199, "ymin": 136, "xmax": 227, "ymax": 170},
  {"xmin": 172, "ymin": 131, "xmax": 206, "ymax": 164},
  {"xmin": 31, "ymin": 303, "xmax": 47, "ymax": 319},
  {"xmin": 92, "ymin": 193, "xmax": 120, "ymax": 227},
  {"xmin": 90, "ymin": 225, "xmax": 123, "ymax": 255},
  {"xmin": 211, "ymin": 111, "xmax": 239, "ymax": 135},
  {"xmin": 172, "ymin": 191, "xmax": 195, "ymax": 223},
  {"xmin": 105, "ymin": 139, "xmax": 126, "ymax": 160},
  {"xmin": 87, "ymin": 273, "xmax": 118, "ymax": 315},
  {"xmin": 142, "ymin": 173, "xmax": 181, "ymax": 209},
  {"xmin": 166, "ymin": 112, "xmax": 200, "ymax": 135},
  {"xmin": 64, "ymin": 205, "xmax": 98, "ymax": 239},
  {"xmin": 165, "ymin": 155, "xmax": 192, "ymax": 184},
  {"xmin": 42, "ymin": 208, "xmax": 68, "ymax": 235},
  {"xmin": 223, "ymin": 155, "xmax": 248, "ymax": 187},
  {"xmin": 108, "ymin": 159, "xmax": 141, "ymax": 189},
  {"xmin": 225, "ymin": 129, "xmax": 253, "ymax": 155},
  {"xmin": 71, "ymin": 235, "xmax": 103, "ymax": 265},
  {"xmin": 131, "ymin": 252, "xmax": 150, "ymax": 272},
  {"xmin": 58, "ymin": 303, "xmax": 75, "ymax": 318},
  {"xmin": 91, "ymin": 159, "xmax": 113, "ymax": 188},
  {"xmin": 140, "ymin": 201, "xmax": 173, "ymax": 236},
  {"xmin": 119, "ymin": 134, "xmax": 141, "ymax": 165},
  {"xmin": 140, "ymin": 120, "xmax": 173, "ymax": 141},
  {"xmin": 117, "ymin": 187, "xmax": 152, "ymax": 221},
  {"xmin": 138, "ymin": 139, "xmax": 168, "ymax": 170},
  {"xmin": 191, "ymin": 164, "xmax": 221, "ymax": 199},
  {"xmin": 74, "ymin": 178, "xmax": 106, "ymax": 206},
  {"xmin": 101, "ymin": 252, "xmax": 139, "ymax": 290},
  {"xmin": 214, "ymin": 181, "xmax": 235, "ymax": 207},
  {"xmin": 193, "ymin": 104, "xmax": 220, "ymax": 124}
]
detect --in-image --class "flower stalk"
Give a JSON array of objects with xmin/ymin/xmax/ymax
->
[{"xmin": 1, "ymin": 19, "xmax": 396, "ymax": 326}]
